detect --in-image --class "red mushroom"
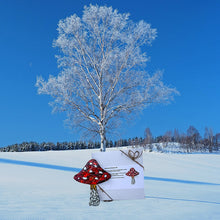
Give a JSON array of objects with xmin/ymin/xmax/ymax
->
[
  {"xmin": 126, "ymin": 168, "xmax": 139, "ymax": 184},
  {"xmin": 74, "ymin": 159, "xmax": 111, "ymax": 206}
]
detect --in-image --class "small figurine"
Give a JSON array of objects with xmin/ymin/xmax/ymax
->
[{"xmin": 126, "ymin": 168, "xmax": 139, "ymax": 184}]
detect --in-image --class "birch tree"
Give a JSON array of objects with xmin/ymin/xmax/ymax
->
[{"xmin": 36, "ymin": 4, "xmax": 179, "ymax": 151}]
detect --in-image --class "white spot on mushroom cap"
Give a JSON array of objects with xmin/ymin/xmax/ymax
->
[
  {"xmin": 95, "ymin": 177, "xmax": 98, "ymax": 180},
  {"xmin": 82, "ymin": 177, "xmax": 87, "ymax": 180},
  {"xmin": 99, "ymin": 171, "xmax": 103, "ymax": 174},
  {"xmin": 104, "ymin": 175, "xmax": 107, "ymax": 177}
]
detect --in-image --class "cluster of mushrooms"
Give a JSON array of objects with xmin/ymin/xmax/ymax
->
[{"xmin": 74, "ymin": 159, "xmax": 139, "ymax": 206}]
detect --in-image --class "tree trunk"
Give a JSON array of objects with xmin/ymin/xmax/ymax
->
[{"xmin": 100, "ymin": 130, "xmax": 106, "ymax": 152}]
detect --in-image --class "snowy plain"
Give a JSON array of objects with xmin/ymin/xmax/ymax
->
[{"xmin": 0, "ymin": 148, "xmax": 220, "ymax": 220}]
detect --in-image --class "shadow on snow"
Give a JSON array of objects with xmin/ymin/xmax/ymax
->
[
  {"xmin": 144, "ymin": 176, "xmax": 220, "ymax": 186},
  {"xmin": 1, "ymin": 158, "xmax": 220, "ymax": 206},
  {"xmin": 145, "ymin": 196, "xmax": 220, "ymax": 205},
  {"xmin": 0, "ymin": 158, "xmax": 220, "ymax": 187},
  {"xmin": 0, "ymin": 158, "xmax": 81, "ymax": 173}
]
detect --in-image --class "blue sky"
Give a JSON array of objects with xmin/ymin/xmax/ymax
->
[{"xmin": 0, "ymin": 0, "xmax": 219, "ymax": 147}]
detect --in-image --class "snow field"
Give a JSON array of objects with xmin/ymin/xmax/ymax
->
[{"xmin": 0, "ymin": 149, "xmax": 220, "ymax": 220}]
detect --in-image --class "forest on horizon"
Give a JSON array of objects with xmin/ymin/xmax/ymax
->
[{"xmin": 1, "ymin": 125, "xmax": 219, "ymax": 153}]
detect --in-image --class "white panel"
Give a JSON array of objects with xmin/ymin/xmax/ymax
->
[{"xmin": 92, "ymin": 148, "xmax": 144, "ymax": 201}]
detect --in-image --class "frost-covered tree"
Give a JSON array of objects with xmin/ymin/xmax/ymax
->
[
  {"xmin": 187, "ymin": 125, "xmax": 201, "ymax": 146},
  {"xmin": 204, "ymin": 127, "xmax": 214, "ymax": 152},
  {"xmin": 36, "ymin": 4, "xmax": 179, "ymax": 152},
  {"xmin": 144, "ymin": 128, "xmax": 153, "ymax": 145},
  {"xmin": 174, "ymin": 128, "xmax": 180, "ymax": 142}
]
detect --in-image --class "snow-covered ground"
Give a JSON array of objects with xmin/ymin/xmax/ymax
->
[{"xmin": 0, "ymin": 148, "xmax": 220, "ymax": 220}]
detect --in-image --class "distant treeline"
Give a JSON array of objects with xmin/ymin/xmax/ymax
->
[
  {"xmin": 0, "ymin": 141, "xmax": 101, "ymax": 152},
  {"xmin": 142, "ymin": 126, "xmax": 220, "ymax": 153},
  {"xmin": 0, "ymin": 125, "xmax": 219, "ymax": 153}
]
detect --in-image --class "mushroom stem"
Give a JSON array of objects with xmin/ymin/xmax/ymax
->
[
  {"xmin": 89, "ymin": 184, "xmax": 100, "ymax": 206},
  {"xmin": 131, "ymin": 176, "xmax": 135, "ymax": 184}
]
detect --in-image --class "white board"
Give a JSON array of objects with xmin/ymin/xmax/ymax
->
[{"xmin": 92, "ymin": 148, "xmax": 144, "ymax": 201}]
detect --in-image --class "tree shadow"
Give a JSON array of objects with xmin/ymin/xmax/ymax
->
[
  {"xmin": 145, "ymin": 195, "xmax": 220, "ymax": 205},
  {"xmin": 1, "ymin": 158, "xmax": 220, "ymax": 186},
  {"xmin": 0, "ymin": 158, "xmax": 81, "ymax": 172},
  {"xmin": 144, "ymin": 176, "xmax": 220, "ymax": 186}
]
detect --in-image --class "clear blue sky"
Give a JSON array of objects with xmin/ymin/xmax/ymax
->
[{"xmin": 0, "ymin": 0, "xmax": 219, "ymax": 147}]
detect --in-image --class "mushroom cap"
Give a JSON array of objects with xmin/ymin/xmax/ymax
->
[
  {"xmin": 126, "ymin": 168, "xmax": 139, "ymax": 177},
  {"xmin": 74, "ymin": 159, "xmax": 111, "ymax": 185}
]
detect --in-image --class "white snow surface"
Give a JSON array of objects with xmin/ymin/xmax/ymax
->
[{"xmin": 0, "ymin": 148, "xmax": 220, "ymax": 220}]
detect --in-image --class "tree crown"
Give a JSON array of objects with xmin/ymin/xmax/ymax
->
[{"xmin": 36, "ymin": 4, "xmax": 178, "ymax": 142}]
